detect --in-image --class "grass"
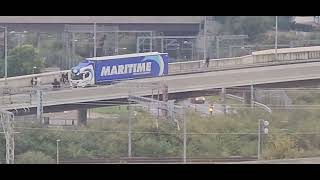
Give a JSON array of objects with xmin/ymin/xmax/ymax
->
[
  {"xmin": 205, "ymin": 95, "xmax": 221, "ymax": 103},
  {"xmin": 205, "ymin": 95, "xmax": 244, "ymax": 105},
  {"xmin": 91, "ymin": 105, "xmax": 129, "ymax": 115}
]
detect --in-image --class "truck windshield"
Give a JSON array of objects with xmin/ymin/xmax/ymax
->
[{"xmin": 71, "ymin": 73, "xmax": 83, "ymax": 80}]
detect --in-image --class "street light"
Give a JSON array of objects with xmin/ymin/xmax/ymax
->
[
  {"xmin": 93, "ymin": 22, "xmax": 96, "ymax": 57},
  {"xmin": 0, "ymin": 26, "xmax": 7, "ymax": 85},
  {"xmin": 33, "ymin": 66, "xmax": 37, "ymax": 74},
  {"xmin": 275, "ymin": 16, "xmax": 278, "ymax": 61},
  {"xmin": 56, "ymin": 139, "xmax": 60, "ymax": 164},
  {"xmin": 203, "ymin": 16, "xmax": 207, "ymax": 60}
]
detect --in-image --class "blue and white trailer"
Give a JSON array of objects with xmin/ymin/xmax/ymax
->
[{"xmin": 70, "ymin": 52, "xmax": 169, "ymax": 87}]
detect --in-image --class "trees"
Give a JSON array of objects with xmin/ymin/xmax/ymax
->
[
  {"xmin": 215, "ymin": 16, "xmax": 292, "ymax": 40},
  {"xmin": 0, "ymin": 44, "xmax": 44, "ymax": 77}
]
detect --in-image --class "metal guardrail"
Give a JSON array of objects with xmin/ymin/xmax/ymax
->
[{"xmin": 226, "ymin": 94, "xmax": 272, "ymax": 113}]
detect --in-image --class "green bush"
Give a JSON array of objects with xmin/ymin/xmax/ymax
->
[
  {"xmin": 16, "ymin": 151, "xmax": 55, "ymax": 164},
  {"xmin": 263, "ymin": 134, "xmax": 300, "ymax": 160}
]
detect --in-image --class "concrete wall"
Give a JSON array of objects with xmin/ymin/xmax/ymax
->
[{"xmin": 0, "ymin": 70, "xmax": 69, "ymax": 88}]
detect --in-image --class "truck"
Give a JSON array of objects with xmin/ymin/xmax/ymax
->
[{"xmin": 70, "ymin": 52, "xmax": 169, "ymax": 87}]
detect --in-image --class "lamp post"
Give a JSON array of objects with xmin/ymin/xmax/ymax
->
[
  {"xmin": 0, "ymin": 26, "xmax": 7, "ymax": 85},
  {"xmin": 33, "ymin": 66, "xmax": 37, "ymax": 74},
  {"xmin": 56, "ymin": 139, "xmax": 60, "ymax": 164},
  {"xmin": 93, "ymin": 22, "xmax": 96, "ymax": 57},
  {"xmin": 203, "ymin": 16, "xmax": 207, "ymax": 60},
  {"xmin": 275, "ymin": 16, "xmax": 278, "ymax": 61}
]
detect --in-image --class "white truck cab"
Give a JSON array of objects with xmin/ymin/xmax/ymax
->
[{"xmin": 71, "ymin": 62, "xmax": 95, "ymax": 88}]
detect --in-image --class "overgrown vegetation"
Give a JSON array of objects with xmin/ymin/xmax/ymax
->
[{"xmin": 0, "ymin": 45, "xmax": 45, "ymax": 77}]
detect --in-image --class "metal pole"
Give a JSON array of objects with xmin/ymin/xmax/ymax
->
[
  {"xmin": 3, "ymin": 27, "xmax": 7, "ymax": 85},
  {"xmin": 150, "ymin": 31, "xmax": 153, "ymax": 52},
  {"xmin": 115, "ymin": 30, "xmax": 119, "ymax": 55},
  {"xmin": 157, "ymin": 89, "xmax": 160, "ymax": 118},
  {"xmin": 275, "ymin": 16, "xmax": 278, "ymax": 61},
  {"xmin": 191, "ymin": 42, "xmax": 194, "ymax": 61},
  {"xmin": 161, "ymin": 38, "xmax": 164, "ymax": 53},
  {"xmin": 136, "ymin": 37, "xmax": 140, "ymax": 53},
  {"xmin": 216, "ymin": 36, "xmax": 219, "ymax": 59},
  {"xmin": 72, "ymin": 33, "xmax": 75, "ymax": 67},
  {"xmin": 128, "ymin": 101, "xmax": 132, "ymax": 158},
  {"xmin": 183, "ymin": 108, "xmax": 187, "ymax": 164},
  {"xmin": 36, "ymin": 89, "xmax": 43, "ymax": 122},
  {"xmin": 251, "ymin": 84, "xmax": 254, "ymax": 109},
  {"xmin": 56, "ymin": 139, "xmax": 60, "ymax": 164},
  {"xmin": 93, "ymin": 22, "xmax": 96, "ymax": 57},
  {"xmin": 203, "ymin": 16, "xmax": 207, "ymax": 60},
  {"xmin": 222, "ymin": 88, "xmax": 226, "ymax": 114},
  {"xmin": 257, "ymin": 120, "xmax": 261, "ymax": 160}
]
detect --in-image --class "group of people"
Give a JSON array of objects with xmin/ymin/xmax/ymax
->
[
  {"xmin": 61, "ymin": 72, "xmax": 69, "ymax": 84},
  {"xmin": 30, "ymin": 76, "xmax": 40, "ymax": 87},
  {"xmin": 30, "ymin": 72, "xmax": 70, "ymax": 89},
  {"xmin": 52, "ymin": 72, "xmax": 69, "ymax": 88}
]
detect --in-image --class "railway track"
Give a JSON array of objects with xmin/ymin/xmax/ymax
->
[{"xmin": 60, "ymin": 156, "xmax": 257, "ymax": 164}]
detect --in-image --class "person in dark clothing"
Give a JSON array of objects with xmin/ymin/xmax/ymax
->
[
  {"xmin": 52, "ymin": 78, "xmax": 61, "ymax": 88},
  {"xmin": 31, "ymin": 78, "xmax": 34, "ymax": 87},
  {"xmin": 65, "ymin": 72, "xmax": 69, "ymax": 82},
  {"xmin": 205, "ymin": 57, "xmax": 210, "ymax": 68},
  {"xmin": 61, "ymin": 73, "xmax": 65, "ymax": 84},
  {"xmin": 34, "ymin": 77, "xmax": 38, "ymax": 86}
]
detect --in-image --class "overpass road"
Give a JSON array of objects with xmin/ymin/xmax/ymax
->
[{"xmin": 2, "ymin": 61, "xmax": 320, "ymax": 112}]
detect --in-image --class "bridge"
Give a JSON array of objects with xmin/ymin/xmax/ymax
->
[
  {"xmin": 1, "ymin": 46, "xmax": 320, "ymax": 121},
  {"xmin": 2, "ymin": 45, "xmax": 320, "ymax": 88},
  {"xmin": 2, "ymin": 61, "xmax": 320, "ymax": 114}
]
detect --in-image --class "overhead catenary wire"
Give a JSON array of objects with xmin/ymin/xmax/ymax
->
[{"xmin": 12, "ymin": 126, "xmax": 320, "ymax": 136}]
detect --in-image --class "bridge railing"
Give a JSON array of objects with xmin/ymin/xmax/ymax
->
[
  {"xmin": 168, "ymin": 55, "xmax": 254, "ymax": 74},
  {"xmin": 0, "ymin": 70, "xmax": 70, "ymax": 88}
]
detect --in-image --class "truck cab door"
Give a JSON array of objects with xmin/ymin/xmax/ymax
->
[{"xmin": 82, "ymin": 71, "xmax": 94, "ymax": 86}]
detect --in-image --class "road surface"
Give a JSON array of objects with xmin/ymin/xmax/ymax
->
[{"xmin": 181, "ymin": 99, "xmax": 224, "ymax": 116}]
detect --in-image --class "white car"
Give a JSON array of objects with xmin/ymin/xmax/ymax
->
[{"xmin": 190, "ymin": 97, "xmax": 206, "ymax": 104}]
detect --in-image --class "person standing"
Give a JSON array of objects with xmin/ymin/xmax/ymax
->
[
  {"xmin": 209, "ymin": 104, "xmax": 214, "ymax": 116},
  {"xmin": 205, "ymin": 57, "xmax": 210, "ymax": 68}
]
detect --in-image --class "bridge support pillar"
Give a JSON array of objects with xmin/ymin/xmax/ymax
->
[
  {"xmin": 244, "ymin": 85, "xmax": 254, "ymax": 107},
  {"xmin": 78, "ymin": 108, "xmax": 88, "ymax": 126}
]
